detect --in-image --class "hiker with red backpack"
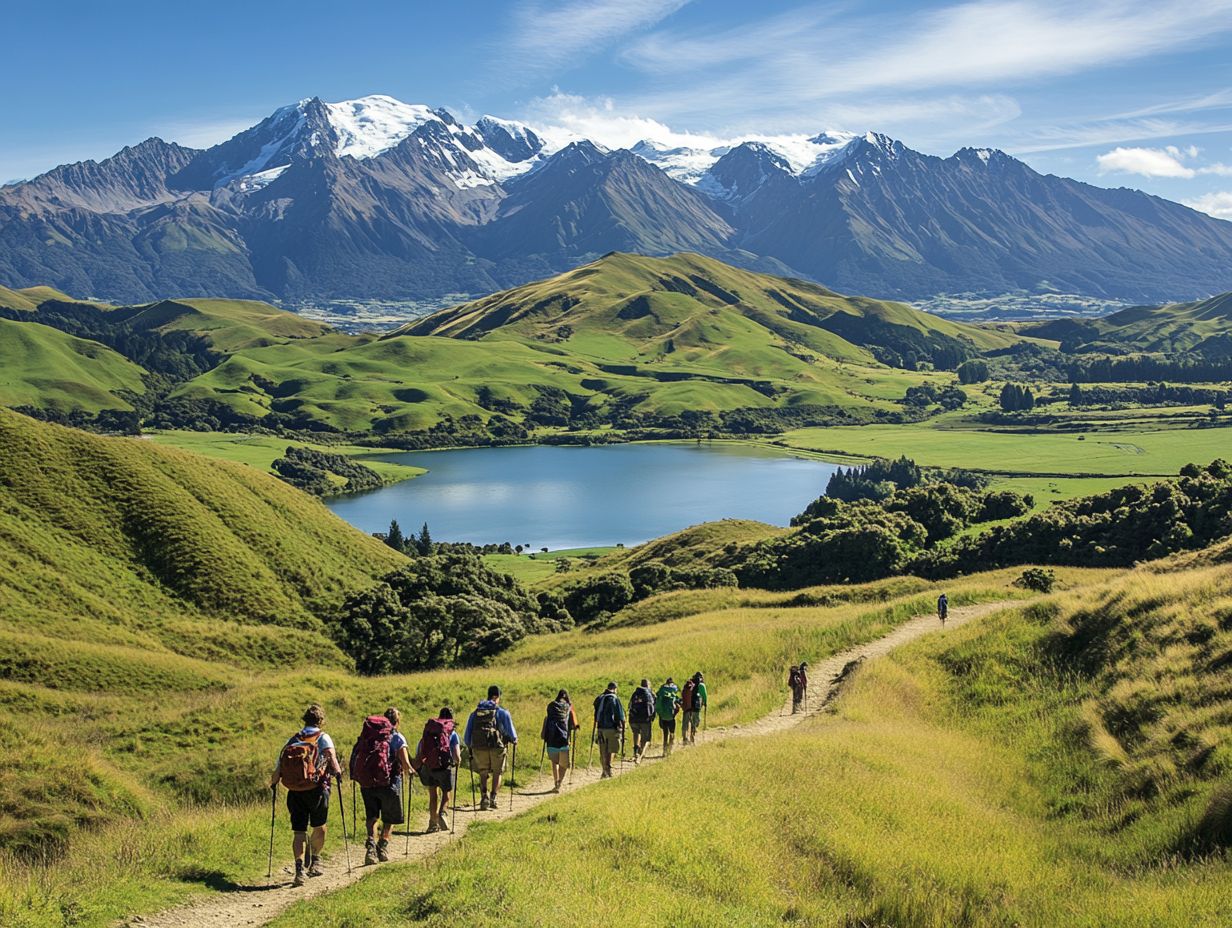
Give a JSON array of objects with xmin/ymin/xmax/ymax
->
[
  {"xmin": 268, "ymin": 704, "xmax": 345, "ymax": 886},
  {"xmin": 592, "ymin": 682, "xmax": 626, "ymax": 778},
  {"xmin": 541, "ymin": 689, "xmax": 579, "ymax": 792},
  {"xmin": 411, "ymin": 707, "xmax": 461, "ymax": 833},
  {"xmin": 681, "ymin": 672, "xmax": 708, "ymax": 745},
  {"xmin": 628, "ymin": 678, "xmax": 656, "ymax": 763},
  {"xmin": 350, "ymin": 707, "xmax": 411, "ymax": 865},
  {"xmin": 464, "ymin": 685, "xmax": 518, "ymax": 811}
]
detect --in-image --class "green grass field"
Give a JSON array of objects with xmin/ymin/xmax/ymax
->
[
  {"xmin": 0, "ymin": 319, "xmax": 146, "ymax": 412},
  {"xmin": 484, "ymin": 547, "xmax": 620, "ymax": 584},
  {"xmin": 259, "ymin": 550, "xmax": 1232, "ymax": 928},
  {"xmin": 145, "ymin": 431, "xmax": 426, "ymax": 485}
]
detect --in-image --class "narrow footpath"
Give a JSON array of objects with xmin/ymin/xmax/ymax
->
[{"xmin": 125, "ymin": 601, "xmax": 1009, "ymax": 928}]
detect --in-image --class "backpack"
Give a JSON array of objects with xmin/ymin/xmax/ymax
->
[
  {"xmin": 421, "ymin": 718, "xmax": 455, "ymax": 771},
  {"xmin": 629, "ymin": 687, "xmax": 654, "ymax": 723},
  {"xmin": 681, "ymin": 679, "xmax": 699, "ymax": 712},
  {"xmin": 544, "ymin": 700, "xmax": 571, "ymax": 748},
  {"xmin": 470, "ymin": 705, "xmax": 505, "ymax": 751},
  {"xmin": 595, "ymin": 692, "xmax": 621, "ymax": 729},
  {"xmin": 279, "ymin": 730, "xmax": 324, "ymax": 792},
  {"xmin": 656, "ymin": 688, "xmax": 680, "ymax": 720},
  {"xmin": 789, "ymin": 668, "xmax": 802, "ymax": 689},
  {"xmin": 349, "ymin": 715, "xmax": 393, "ymax": 788}
]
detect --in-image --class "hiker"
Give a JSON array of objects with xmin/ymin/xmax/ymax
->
[
  {"xmin": 592, "ymin": 682, "xmax": 626, "ymax": 778},
  {"xmin": 269, "ymin": 703, "xmax": 344, "ymax": 886},
  {"xmin": 655, "ymin": 677, "xmax": 681, "ymax": 757},
  {"xmin": 541, "ymin": 689, "xmax": 579, "ymax": 791},
  {"xmin": 628, "ymin": 678, "xmax": 656, "ymax": 763},
  {"xmin": 680, "ymin": 672, "xmax": 708, "ymax": 744},
  {"xmin": 464, "ymin": 685, "xmax": 518, "ymax": 810},
  {"xmin": 788, "ymin": 665, "xmax": 804, "ymax": 713},
  {"xmin": 799, "ymin": 662, "xmax": 810, "ymax": 711},
  {"xmin": 412, "ymin": 707, "xmax": 461, "ymax": 833},
  {"xmin": 938, "ymin": 592, "xmax": 949, "ymax": 625},
  {"xmin": 350, "ymin": 707, "xmax": 411, "ymax": 865}
]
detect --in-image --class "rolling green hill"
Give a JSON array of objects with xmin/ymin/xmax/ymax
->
[
  {"xmin": 0, "ymin": 255, "xmax": 1024, "ymax": 436},
  {"xmin": 1024, "ymin": 291, "xmax": 1232, "ymax": 356},
  {"xmin": 0, "ymin": 318, "xmax": 147, "ymax": 411}
]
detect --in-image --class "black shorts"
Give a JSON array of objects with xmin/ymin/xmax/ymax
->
[
  {"xmin": 360, "ymin": 784, "xmax": 404, "ymax": 825},
  {"xmin": 286, "ymin": 784, "xmax": 330, "ymax": 832},
  {"xmin": 418, "ymin": 766, "xmax": 455, "ymax": 790},
  {"xmin": 659, "ymin": 718, "xmax": 677, "ymax": 733}
]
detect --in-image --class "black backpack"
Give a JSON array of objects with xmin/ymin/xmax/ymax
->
[
  {"xmin": 544, "ymin": 700, "xmax": 571, "ymax": 748},
  {"xmin": 595, "ymin": 692, "xmax": 621, "ymax": 729},
  {"xmin": 629, "ymin": 687, "xmax": 654, "ymax": 723},
  {"xmin": 471, "ymin": 705, "xmax": 505, "ymax": 750}
]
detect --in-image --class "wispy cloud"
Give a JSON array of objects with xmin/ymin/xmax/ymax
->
[
  {"xmin": 503, "ymin": 0, "xmax": 690, "ymax": 75},
  {"xmin": 1185, "ymin": 191, "xmax": 1232, "ymax": 218},
  {"xmin": 1096, "ymin": 144, "xmax": 1232, "ymax": 178}
]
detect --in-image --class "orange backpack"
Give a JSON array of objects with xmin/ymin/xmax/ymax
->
[{"xmin": 279, "ymin": 730, "xmax": 325, "ymax": 791}]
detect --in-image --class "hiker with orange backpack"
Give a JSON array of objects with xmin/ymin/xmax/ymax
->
[
  {"xmin": 541, "ymin": 689, "xmax": 579, "ymax": 791},
  {"xmin": 412, "ymin": 707, "xmax": 461, "ymax": 833},
  {"xmin": 350, "ymin": 707, "xmax": 411, "ymax": 865},
  {"xmin": 269, "ymin": 704, "xmax": 345, "ymax": 886},
  {"xmin": 681, "ymin": 672, "xmax": 707, "ymax": 745},
  {"xmin": 464, "ymin": 685, "xmax": 518, "ymax": 810}
]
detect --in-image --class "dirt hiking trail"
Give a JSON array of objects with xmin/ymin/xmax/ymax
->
[{"xmin": 123, "ymin": 601, "xmax": 1009, "ymax": 928}]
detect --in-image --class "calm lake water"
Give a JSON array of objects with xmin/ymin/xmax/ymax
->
[{"xmin": 325, "ymin": 443, "xmax": 839, "ymax": 549}]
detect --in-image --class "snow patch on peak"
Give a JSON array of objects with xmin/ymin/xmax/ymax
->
[{"xmin": 324, "ymin": 95, "xmax": 438, "ymax": 160}]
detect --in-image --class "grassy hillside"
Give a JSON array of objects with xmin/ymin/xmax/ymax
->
[
  {"xmin": 265, "ymin": 549, "xmax": 1232, "ymax": 928},
  {"xmin": 0, "ymin": 257, "xmax": 1020, "ymax": 437},
  {"xmin": 0, "ymin": 318, "xmax": 146, "ymax": 412},
  {"xmin": 1025, "ymin": 291, "xmax": 1232, "ymax": 355}
]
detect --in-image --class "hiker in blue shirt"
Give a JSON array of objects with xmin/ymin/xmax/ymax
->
[
  {"xmin": 463, "ymin": 685, "xmax": 518, "ymax": 810},
  {"xmin": 593, "ymin": 682, "xmax": 626, "ymax": 778}
]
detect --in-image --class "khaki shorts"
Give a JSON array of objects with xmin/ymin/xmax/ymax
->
[
  {"xmin": 631, "ymin": 721, "xmax": 652, "ymax": 742},
  {"xmin": 596, "ymin": 728, "xmax": 622, "ymax": 754},
  {"xmin": 470, "ymin": 746, "xmax": 507, "ymax": 775}
]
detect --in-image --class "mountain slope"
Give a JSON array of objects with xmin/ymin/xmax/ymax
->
[
  {"xmin": 4, "ymin": 96, "xmax": 1232, "ymax": 304},
  {"xmin": 0, "ymin": 318, "xmax": 146, "ymax": 411},
  {"xmin": 1024, "ymin": 291, "xmax": 1232, "ymax": 356}
]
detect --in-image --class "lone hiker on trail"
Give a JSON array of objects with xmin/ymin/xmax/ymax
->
[
  {"xmin": 270, "ymin": 703, "xmax": 344, "ymax": 886},
  {"xmin": 541, "ymin": 689, "xmax": 579, "ymax": 792},
  {"xmin": 656, "ymin": 677, "xmax": 681, "ymax": 757},
  {"xmin": 593, "ymin": 682, "xmax": 626, "ymax": 778},
  {"xmin": 412, "ymin": 707, "xmax": 461, "ymax": 833},
  {"xmin": 681, "ymin": 672, "xmax": 707, "ymax": 744},
  {"xmin": 350, "ymin": 706, "xmax": 411, "ymax": 865},
  {"xmin": 788, "ymin": 665, "xmax": 804, "ymax": 713},
  {"xmin": 938, "ymin": 592, "xmax": 949, "ymax": 626},
  {"xmin": 628, "ymin": 678, "xmax": 656, "ymax": 763},
  {"xmin": 464, "ymin": 685, "xmax": 517, "ymax": 810}
]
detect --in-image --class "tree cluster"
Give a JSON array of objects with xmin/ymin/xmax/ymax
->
[
  {"xmin": 271, "ymin": 446, "xmax": 383, "ymax": 496},
  {"xmin": 999, "ymin": 383, "xmax": 1035, "ymax": 412},
  {"xmin": 332, "ymin": 553, "xmax": 571, "ymax": 673}
]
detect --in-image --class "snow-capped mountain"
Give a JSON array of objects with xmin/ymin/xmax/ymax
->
[{"xmin": 3, "ymin": 93, "xmax": 1232, "ymax": 304}]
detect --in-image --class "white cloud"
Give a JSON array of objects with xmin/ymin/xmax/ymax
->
[
  {"xmin": 1096, "ymin": 144, "xmax": 1232, "ymax": 178},
  {"xmin": 523, "ymin": 91, "xmax": 723, "ymax": 150},
  {"xmin": 153, "ymin": 116, "xmax": 262, "ymax": 149},
  {"xmin": 1097, "ymin": 146, "xmax": 1197, "ymax": 178},
  {"xmin": 504, "ymin": 0, "xmax": 690, "ymax": 74},
  {"xmin": 1185, "ymin": 191, "xmax": 1232, "ymax": 219}
]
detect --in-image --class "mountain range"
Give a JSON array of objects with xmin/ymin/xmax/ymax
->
[{"xmin": 4, "ymin": 94, "xmax": 1232, "ymax": 306}]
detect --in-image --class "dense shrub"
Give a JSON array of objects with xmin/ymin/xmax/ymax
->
[
  {"xmin": 333, "ymin": 554, "xmax": 571, "ymax": 673},
  {"xmin": 271, "ymin": 446, "xmax": 383, "ymax": 496}
]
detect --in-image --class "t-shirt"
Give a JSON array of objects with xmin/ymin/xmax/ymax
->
[{"xmin": 389, "ymin": 730, "xmax": 408, "ymax": 786}]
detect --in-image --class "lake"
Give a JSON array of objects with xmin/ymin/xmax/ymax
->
[{"xmin": 324, "ymin": 442, "xmax": 839, "ymax": 549}]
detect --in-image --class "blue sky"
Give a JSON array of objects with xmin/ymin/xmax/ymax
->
[{"xmin": 4, "ymin": 0, "xmax": 1232, "ymax": 217}]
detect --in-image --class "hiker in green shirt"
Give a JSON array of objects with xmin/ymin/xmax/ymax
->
[{"xmin": 655, "ymin": 678, "xmax": 680, "ymax": 757}]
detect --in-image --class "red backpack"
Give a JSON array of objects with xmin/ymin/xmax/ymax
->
[
  {"xmin": 279, "ymin": 730, "xmax": 324, "ymax": 791},
  {"xmin": 421, "ymin": 718, "xmax": 455, "ymax": 771},
  {"xmin": 350, "ymin": 716, "xmax": 393, "ymax": 788},
  {"xmin": 681, "ymin": 679, "xmax": 698, "ymax": 711}
]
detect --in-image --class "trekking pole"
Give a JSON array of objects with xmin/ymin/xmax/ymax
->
[
  {"xmin": 509, "ymin": 742, "xmax": 517, "ymax": 811},
  {"xmin": 619, "ymin": 728, "xmax": 626, "ymax": 773},
  {"xmin": 568, "ymin": 727, "xmax": 576, "ymax": 784},
  {"xmin": 404, "ymin": 776, "xmax": 411, "ymax": 857},
  {"xmin": 703, "ymin": 704, "xmax": 707, "ymax": 740},
  {"xmin": 537, "ymin": 739, "xmax": 546, "ymax": 780},
  {"xmin": 336, "ymin": 776, "xmax": 353, "ymax": 874},
  {"xmin": 351, "ymin": 780, "xmax": 358, "ymax": 843},
  {"xmin": 587, "ymin": 719, "xmax": 596, "ymax": 771},
  {"xmin": 267, "ymin": 784, "xmax": 277, "ymax": 881},
  {"xmin": 451, "ymin": 765, "xmax": 458, "ymax": 835},
  {"xmin": 468, "ymin": 748, "xmax": 478, "ymax": 816}
]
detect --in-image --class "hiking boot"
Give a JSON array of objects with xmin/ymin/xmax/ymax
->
[
  {"xmin": 489, "ymin": 791, "xmax": 499, "ymax": 809},
  {"xmin": 426, "ymin": 817, "xmax": 441, "ymax": 833},
  {"xmin": 307, "ymin": 857, "xmax": 323, "ymax": 877},
  {"xmin": 364, "ymin": 840, "xmax": 378, "ymax": 866},
  {"xmin": 376, "ymin": 839, "xmax": 389, "ymax": 862},
  {"xmin": 479, "ymin": 794, "xmax": 490, "ymax": 811},
  {"xmin": 292, "ymin": 868, "xmax": 306, "ymax": 887},
  {"xmin": 436, "ymin": 813, "xmax": 449, "ymax": 831}
]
